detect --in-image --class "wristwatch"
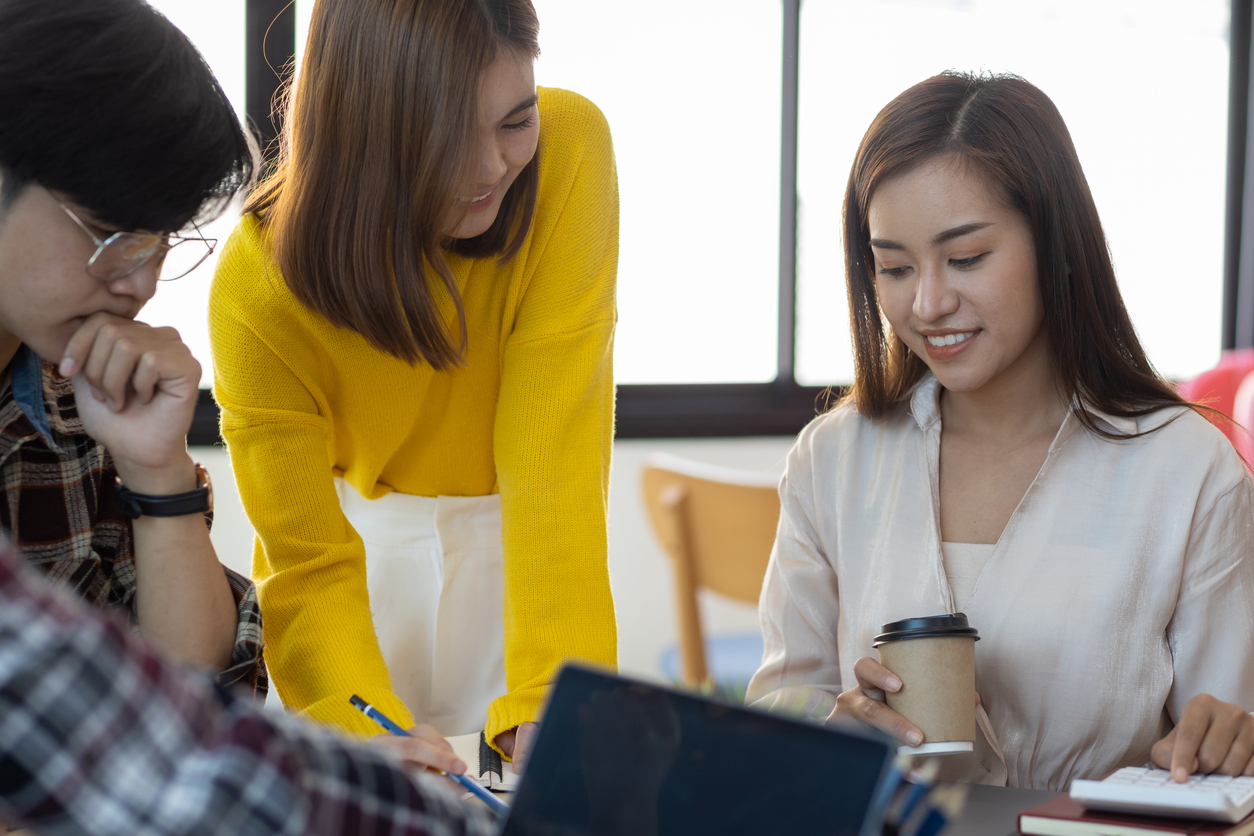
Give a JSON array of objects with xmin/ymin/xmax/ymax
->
[{"xmin": 115, "ymin": 462, "xmax": 213, "ymax": 519}]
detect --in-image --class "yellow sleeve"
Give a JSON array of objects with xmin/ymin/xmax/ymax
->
[
  {"xmin": 208, "ymin": 224, "xmax": 412, "ymax": 736},
  {"xmin": 487, "ymin": 91, "xmax": 620, "ymax": 744}
]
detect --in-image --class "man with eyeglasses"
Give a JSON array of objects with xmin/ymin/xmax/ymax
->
[
  {"xmin": 0, "ymin": 0, "xmax": 264, "ymax": 690},
  {"xmin": 0, "ymin": 0, "xmax": 498, "ymax": 834}
]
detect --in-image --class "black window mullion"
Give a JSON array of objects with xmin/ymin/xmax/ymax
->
[
  {"xmin": 776, "ymin": 0, "xmax": 802, "ymax": 387},
  {"xmin": 190, "ymin": 0, "xmax": 295, "ymax": 448},
  {"xmin": 245, "ymin": 0, "xmax": 296, "ymax": 162}
]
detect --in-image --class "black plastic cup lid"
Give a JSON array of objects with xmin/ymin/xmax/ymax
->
[{"xmin": 872, "ymin": 613, "xmax": 980, "ymax": 646}]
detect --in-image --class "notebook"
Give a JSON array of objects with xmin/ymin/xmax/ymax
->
[
  {"xmin": 1019, "ymin": 794, "xmax": 1254, "ymax": 836},
  {"xmin": 447, "ymin": 731, "xmax": 521, "ymax": 791},
  {"xmin": 499, "ymin": 664, "xmax": 897, "ymax": 836}
]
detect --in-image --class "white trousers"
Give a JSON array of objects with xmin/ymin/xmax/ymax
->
[{"xmin": 336, "ymin": 479, "xmax": 507, "ymax": 736}]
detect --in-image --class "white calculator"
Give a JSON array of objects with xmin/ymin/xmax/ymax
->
[{"xmin": 1070, "ymin": 767, "xmax": 1254, "ymax": 823}]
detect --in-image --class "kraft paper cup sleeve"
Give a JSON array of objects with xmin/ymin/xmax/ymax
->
[{"xmin": 877, "ymin": 635, "xmax": 977, "ymax": 755}]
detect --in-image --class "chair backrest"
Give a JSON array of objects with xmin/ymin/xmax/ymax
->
[
  {"xmin": 1176, "ymin": 348, "xmax": 1254, "ymax": 447},
  {"xmin": 1229, "ymin": 369, "xmax": 1254, "ymax": 474},
  {"xmin": 640, "ymin": 453, "xmax": 780, "ymax": 684}
]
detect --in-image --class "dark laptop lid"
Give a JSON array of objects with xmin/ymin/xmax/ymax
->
[{"xmin": 502, "ymin": 665, "xmax": 895, "ymax": 836}]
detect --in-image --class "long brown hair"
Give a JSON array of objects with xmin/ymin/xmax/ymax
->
[
  {"xmin": 245, "ymin": 0, "xmax": 540, "ymax": 368},
  {"xmin": 843, "ymin": 71, "xmax": 1187, "ymax": 438}
]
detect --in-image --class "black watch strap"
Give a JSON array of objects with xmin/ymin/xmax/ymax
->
[{"xmin": 114, "ymin": 466, "xmax": 211, "ymax": 519}]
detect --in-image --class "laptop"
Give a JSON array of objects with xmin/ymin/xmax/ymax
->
[{"xmin": 498, "ymin": 665, "xmax": 896, "ymax": 836}]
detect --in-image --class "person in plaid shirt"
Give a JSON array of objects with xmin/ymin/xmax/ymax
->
[
  {"xmin": 0, "ymin": 0, "xmax": 264, "ymax": 691},
  {"xmin": 0, "ymin": 535, "xmax": 497, "ymax": 836}
]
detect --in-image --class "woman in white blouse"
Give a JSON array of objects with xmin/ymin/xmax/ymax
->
[{"xmin": 746, "ymin": 71, "xmax": 1254, "ymax": 791}]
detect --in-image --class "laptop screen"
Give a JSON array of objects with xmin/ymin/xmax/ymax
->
[{"xmin": 503, "ymin": 665, "xmax": 894, "ymax": 836}]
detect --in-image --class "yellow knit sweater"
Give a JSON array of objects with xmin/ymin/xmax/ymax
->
[{"xmin": 209, "ymin": 87, "xmax": 619, "ymax": 743}]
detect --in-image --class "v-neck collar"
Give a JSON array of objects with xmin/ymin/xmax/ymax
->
[{"xmin": 908, "ymin": 373, "xmax": 1083, "ymax": 613}]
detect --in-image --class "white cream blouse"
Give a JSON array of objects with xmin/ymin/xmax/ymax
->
[
  {"xmin": 942, "ymin": 542, "xmax": 997, "ymax": 614},
  {"xmin": 746, "ymin": 374, "xmax": 1254, "ymax": 791}
]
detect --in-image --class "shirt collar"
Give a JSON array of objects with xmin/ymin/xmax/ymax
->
[
  {"xmin": 906, "ymin": 371, "xmax": 1141, "ymax": 435},
  {"xmin": 10, "ymin": 345, "xmax": 56, "ymax": 446},
  {"xmin": 908, "ymin": 374, "xmax": 944, "ymax": 431}
]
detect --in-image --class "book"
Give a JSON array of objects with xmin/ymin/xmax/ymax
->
[
  {"xmin": 1019, "ymin": 794, "xmax": 1254, "ymax": 836},
  {"xmin": 446, "ymin": 731, "xmax": 521, "ymax": 792}
]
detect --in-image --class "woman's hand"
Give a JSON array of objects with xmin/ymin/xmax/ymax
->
[
  {"xmin": 827, "ymin": 657, "xmax": 925, "ymax": 747},
  {"xmin": 1152, "ymin": 694, "xmax": 1254, "ymax": 781},
  {"xmin": 366, "ymin": 724, "xmax": 466, "ymax": 775},
  {"xmin": 496, "ymin": 722, "xmax": 538, "ymax": 774}
]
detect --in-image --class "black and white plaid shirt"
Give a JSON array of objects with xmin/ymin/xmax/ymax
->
[
  {"xmin": 0, "ymin": 346, "xmax": 265, "ymax": 692},
  {"xmin": 0, "ymin": 536, "xmax": 497, "ymax": 836}
]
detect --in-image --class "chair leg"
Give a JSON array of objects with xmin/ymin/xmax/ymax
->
[{"xmin": 662, "ymin": 486, "xmax": 707, "ymax": 686}]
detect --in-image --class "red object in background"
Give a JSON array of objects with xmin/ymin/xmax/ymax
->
[{"xmin": 1176, "ymin": 348, "xmax": 1254, "ymax": 473}]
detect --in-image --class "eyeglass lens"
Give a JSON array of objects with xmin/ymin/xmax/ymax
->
[
  {"xmin": 87, "ymin": 233, "xmax": 213, "ymax": 282},
  {"xmin": 155, "ymin": 237, "xmax": 214, "ymax": 281}
]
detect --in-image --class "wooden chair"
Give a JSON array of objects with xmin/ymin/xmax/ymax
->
[{"xmin": 640, "ymin": 454, "xmax": 781, "ymax": 687}]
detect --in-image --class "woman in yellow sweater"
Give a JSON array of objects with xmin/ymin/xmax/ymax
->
[{"xmin": 209, "ymin": 0, "xmax": 617, "ymax": 771}]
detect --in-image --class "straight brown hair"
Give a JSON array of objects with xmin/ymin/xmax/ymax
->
[
  {"xmin": 245, "ymin": 0, "xmax": 540, "ymax": 368},
  {"xmin": 842, "ymin": 71, "xmax": 1188, "ymax": 438}
]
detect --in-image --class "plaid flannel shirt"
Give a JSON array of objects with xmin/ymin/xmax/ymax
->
[
  {"xmin": 0, "ymin": 346, "xmax": 266, "ymax": 693},
  {"xmin": 0, "ymin": 537, "xmax": 497, "ymax": 836}
]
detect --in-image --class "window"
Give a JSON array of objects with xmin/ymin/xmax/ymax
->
[
  {"xmin": 141, "ymin": 0, "xmax": 248, "ymax": 387},
  {"xmin": 794, "ymin": 0, "xmax": 1230, "ymax": 386},
  {"xmin": 180, "ymin": 0, "xmax": 1242, "ymax": 442},
  {"xmin": 296, "ymin": 0, "xmax": 784, "ymax": 385},
  {"xmin": 529, "ymin": 1, "xmax": 784, "ymax": 384}
]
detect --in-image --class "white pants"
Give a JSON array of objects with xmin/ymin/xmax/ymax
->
[{"xmin": 336, "ymin": 479, "xmax": 507, "ymax": 736}]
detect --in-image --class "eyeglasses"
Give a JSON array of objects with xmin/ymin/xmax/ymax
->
[{"xmin": 57, "ymin": 200, "xmax": 217, "ymax": 282}]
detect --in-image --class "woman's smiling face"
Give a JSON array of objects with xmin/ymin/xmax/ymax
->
[
  {"xmin": 868, "ymin": 154, "xmax": 1050, "ymax": 396},
  {"xmin": 445, "ymin": 51, "xmax": 540, "ymax": 241}
]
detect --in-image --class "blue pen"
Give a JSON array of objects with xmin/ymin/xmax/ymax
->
[{"xmin": 349, "ymin": 694, "xmax": 511, "ymax": 816}]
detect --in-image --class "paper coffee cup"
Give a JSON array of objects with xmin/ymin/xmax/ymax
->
[{"xmin": 873, "ymin": 613, "xmax": 979, "ymax": 756}]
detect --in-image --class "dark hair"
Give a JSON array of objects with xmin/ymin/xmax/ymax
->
[
  {"xmin": 0, "ymin": 0, "xmax": 255, "ymax": 231},
  {"xmin": 246, "ymin": 0, "xmax": 542, "ymax": 369},
  {"xmin": 842, "ymin": 71, "xmax": 1187, "ymax": 438}
]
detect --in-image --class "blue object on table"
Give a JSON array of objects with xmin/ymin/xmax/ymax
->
[
  {"xmin": 348, "ymin": 694, "xmax": 511, "ymax": 816},
  {"xmin": 659, "ymin": 631, "xmax": 765, "ymax": 701}
]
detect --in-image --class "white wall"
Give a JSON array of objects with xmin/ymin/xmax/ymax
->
[{"xmin": 197, "ymin": 436, "xmax": 795, "ymax": 684}]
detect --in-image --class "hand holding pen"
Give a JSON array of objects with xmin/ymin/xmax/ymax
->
[
  {"xmin": 362, "ymin": 717, "xmax": 467, "ymax": 775},
  {"xmin": 350, "ymin": 695, "xmax": 511, "ymax": 816}
]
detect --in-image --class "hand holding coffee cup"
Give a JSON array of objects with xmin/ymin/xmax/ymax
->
[
  {"xmin": 827, "ymin": 656, "xmax": 928, "ymax": 747},
  {"xmin": 827, "ymin": 614, "xmax": 980, "ymax": 755}
]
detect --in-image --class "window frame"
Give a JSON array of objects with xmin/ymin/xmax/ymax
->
[{"xmin": 188, "ymin": 0, "xmax": 1248, "ymax": 446}]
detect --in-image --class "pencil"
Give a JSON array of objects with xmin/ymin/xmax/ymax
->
[{"xmin": 348, "ymin": 694, "xmax": 511, "ymax": 816}]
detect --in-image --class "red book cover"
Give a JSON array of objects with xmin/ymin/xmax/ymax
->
[{"xmin": 1018, "ymin": 795, "xmax": 1254, "ymax": 836}]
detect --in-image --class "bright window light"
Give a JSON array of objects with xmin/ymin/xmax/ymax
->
[
  {"xmin": 795, "ymin": 0, "xmax": 1230, "ymax": 386},
  {"xmin": 531, "ymin": 0, "xmax": 784, "ymax": 383},
  {"xmin": 140, "ymin": 0, "xmax": 247, "ymax": 387},
  {"xmin": 148, "ymin": 1, "xmax": 1231, "ymax": 390},
  {"xmin": 297, "ymin": 1, "xmax": 784, "ymax": 385}
]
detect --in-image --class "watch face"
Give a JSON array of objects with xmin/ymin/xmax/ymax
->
[{"xmin": 194, "ymin": 463, "xmax": 214, "ymax": 514}]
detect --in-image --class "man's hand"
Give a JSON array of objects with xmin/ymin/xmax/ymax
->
[
  {"xmin": 496, "ymin": 722, "xmax": 538, "ymax": 774},
  {"xmin": 1152, "ymin": 694, "xmax": 1254, "ymax": 781},
  {"xmin": 59, "ymin": 313, "xmax": 199, "ymax": 493}
]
